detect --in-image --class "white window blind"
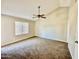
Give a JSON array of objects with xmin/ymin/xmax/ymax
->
[{"xmin": 15, "ymin": 21, "xmax": 29, "ymax": 35}]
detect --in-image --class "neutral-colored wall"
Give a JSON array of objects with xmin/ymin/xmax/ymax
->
[
  {"xmin": 1, "ymin": 15, "xmax": 35, "ymax": 46},
  {"xmin": 67, "ymin": 2, "xmax": 77, "ymax": 44},
  {"xmin": 67, "ymin": 2, "xmax": 77, "ymax": 59},
  {"xmin": 35, "ymin": 8, "xmax": 68, "ymax": 42},
  {"xmin": 59, "ymin": 0, "xmax": 76, "ymax": 7}
]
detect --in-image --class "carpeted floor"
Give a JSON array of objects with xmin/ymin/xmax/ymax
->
[{"xmin": 1, "ymin": 37, "xmax": 72, "ymax": 59}]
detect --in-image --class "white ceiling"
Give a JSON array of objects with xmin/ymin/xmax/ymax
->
[{"xmin": 1, "ymin": 0, "xmax": 75, "ymax": 20}]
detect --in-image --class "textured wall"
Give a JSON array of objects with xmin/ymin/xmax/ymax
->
[{"xmin": 1, "ymin": 15, "xmax": 35, "ymax": 46}]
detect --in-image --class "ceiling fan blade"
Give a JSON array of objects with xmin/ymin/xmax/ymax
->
[
  {"xmin": 32, "ymin": 16, "xmax": 37, "ymax": 18},
  {"xmin": 41, "ymin": 16, "xmax": 46, "ymax": 19}
]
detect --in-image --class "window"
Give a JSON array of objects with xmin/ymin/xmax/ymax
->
[{"xmin": 15, "ymin": 21, "xmax": 29, "ymax": 35}]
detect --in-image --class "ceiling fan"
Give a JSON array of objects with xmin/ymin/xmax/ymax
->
[{"xmin": 32, "ymin": 6, "xmax": 46, "ymax": 19}]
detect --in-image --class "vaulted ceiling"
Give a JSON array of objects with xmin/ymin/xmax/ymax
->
[{"xmin": 1, "ymin": 0, "xmax": 76, "ymax": 20}]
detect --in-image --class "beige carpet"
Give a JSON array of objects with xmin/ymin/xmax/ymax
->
[{"xmin": 1, "ymin": 37, "xmax": 72, "ymax": 59}]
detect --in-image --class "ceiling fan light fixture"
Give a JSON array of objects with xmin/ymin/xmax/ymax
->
[{"xmin": 32, "ymin": 6, "xmax": 46, "ymax": 19}]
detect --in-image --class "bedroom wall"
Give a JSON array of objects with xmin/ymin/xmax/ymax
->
[
  {"xmin": 67, "ymin": 2, "xmax": 77, "ymax": 45},
  {"xmin": 67, "ymin": 2, "xmax": 77, "ymax": 59},
  {"xmin": 1, "ymin": 15, "xmax": 35, "ymax": 46},
  {"xmin": 35, "ymin": 8, "xmax": 68, "ymax": 42}
]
